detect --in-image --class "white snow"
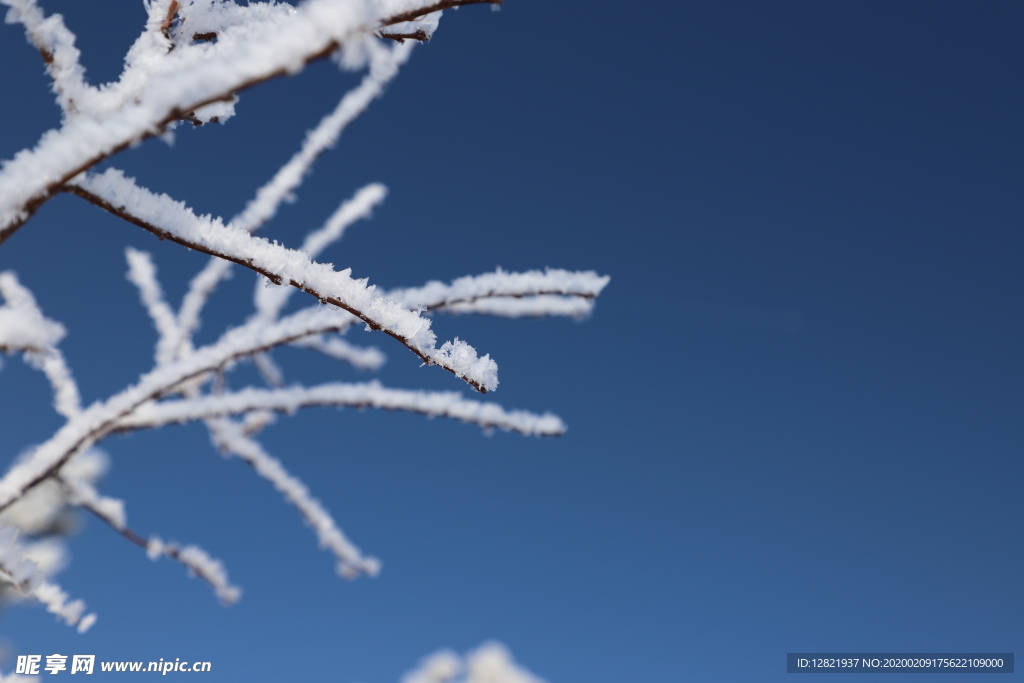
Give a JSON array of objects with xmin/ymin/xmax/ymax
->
[
  {"xmin": 172, "ymin": 40, "xmax": 409, "ymax": 348},
  {"xmin": 0, "ymin": 448, "xmax": 108, "ymax": 535},
  {"xmin": 0, "ymin": 525, "xmax": 95, "ymax": 631},
  {"xmin": 60, "ymin": 475, "xmax": 126, "ymax": 531},
  {"xmin": 441, "ymin": 295, "xmax": 596, "ymax": 318},
  {"xmin": 125, "ymin": 248, "xmax": 180, "ymax": 366},
  {"xmin": 2, "ymin": 0, "xmax": 93, "ymax": 117},
  {"xmin": 0, "ymin": 0, "xmax": 376, "ymax": 232},
  {"xmin": 0, "ymin": 272, "xmax": 66, "ymax": 352},
  {"xmin": 401, "ymin": 642, "xmax": 547, "ymax": 683},
  {"xmin": 0, "ymin": 272, "xmax": 81, "ymax": 417},
  {"xmin": 208, "ymin": 418, "xmax": 380, "ymax": 579},
  {"xmin": 0, "ymin": 305, "xmax": 364, "ymax": 511},
  {"xmin": 72, "ymin": 168, "xmax": 499, "ymax": 391},
  {"xmin": 0, "ymin": 526, "xmax": 40, "ymax": 589},
  {"xmin": 146, "ymin": 535, "xmax": 241, "ymax": 604},
  {"xmin": 389, "ymin": 267, "xmax": 610, "ymax": 312},
  {"xmin": 175, "ymin": 544, "xmax": 242, "ymax": 605},
  {"xmin": 0, "ymin": 0, "xmax": 605, "ymax": 637},
  {"xmin": 119, "ymin": 380, "xmax": 566, "ymax": 436},
  {"xmin": 254, "ymin": 182, "xmax": 388, "ymax": 323}
]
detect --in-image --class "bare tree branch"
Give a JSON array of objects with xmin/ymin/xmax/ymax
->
[
  {"xmin": 0, "ymin": 1, "xmax": 370, "ymax": 242},
  {"xmin": 379, "ymin": 30, "xmax": 429, "ymax": 43},
  {"xmin": 0, "ymin": 306, "xmax": 364, "ymax": 514},
  {"xmin": 0, "ymin": 525, "xmax": 96, "ymax": 631},
  {"xmin": 1, "ymin": 0, "xmax": 94, "ymax": 115},
  {"xmin": 115, "ymin": 381, "xmax": 567, "ymax": 437},
  {"xmin": 205, "ymin": 417, "xmax": 379, "ymax": 579},
  {"xmin": 63, "ymin": 172, "xmax": 499, "ymax": 394},
  {"xmin": 0, "ymin": 0, "xmax": 502, "ymax": 245},
  {"xmin": 63, "ymin": 477, "xmax": 241, "ymax": 604},
  {"xmin": 178, "ymin": 43, "xmax": 406, "ymax": 348},
  {"xmin": 0, "ymin": 0, "xmax": 606, "ymax": 632}
]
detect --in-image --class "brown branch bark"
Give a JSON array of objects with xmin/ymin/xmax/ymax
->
[
  {"xmin": 63, "ymin": 183, "xmax": 492, "ymax": 394},
  {"xmin": 161, "ymin": 0, "xmax": 180, "ymax": 40},
  {"xmin": 0, "ymin": 314, "xmax": 356, "ymax": 517},
  {"xmin": 0, "ymin": 135, "xmax": 147, "ymax": 247},
  {"xmin": 0, "ymin": 0, "xmax": 499, "ymax": 248},
  {"xmin": 0, "ymin": 284, "xmax": 377, "ymax": 516},
  {"xmin": 426, "ymin": 291, "xmax": 597, "ymax": 312},
  {"xmin": 63, "ymin": 478, "xmax": 237, "ymax": 603},
  {"xmin": 379, "ymin": 30, "xmax": 429, "ymax": 43},
  {"xmin": 177, "ymin": 111, "xmax": 205, "ymax": 127},
  {"xmin": 0, "ymin": 48, "xmax": 327, "ymax": 248},
  {"xmin": 13, "ymin": 17, "xmax": 76, "ymax": 111}
]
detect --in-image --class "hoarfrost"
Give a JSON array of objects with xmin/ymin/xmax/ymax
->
[{"xmin": 0, "ymin": 0, "xmax": 604, "ymax": 647}]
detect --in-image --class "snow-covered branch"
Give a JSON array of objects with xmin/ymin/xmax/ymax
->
[
  {"xmin": 117, "ymin": 381, "xmax": 566, "ymax": 437},
  {"xmin": 56, "ymin": 475, "xmax": 125, "ymax": 531},
  {"xmin": 0, "ymin": 526, "xmax": 96, "ymax": 632},
  {"xmin": 206, "ymin": 418, "xmax": 379, "ymax": 579},
  {"xmin": 0, "ymin": 0, "xmax": 606, "ymax": 640},
  {"xmin": 65, "ymin": 169, "xmax": 500, "ymax": 393},
  {"xmin": 0, "ymin": 271, "xmax": 65, "ymax": 353},
  {"xmin": 55, "ymin": 472, "xmax": 241, "ymax": 604},
  {"xmin": 389, "ymin": 268, "xmax": 611, "ymax": 318},
  {"xmin": 232, "ymin": 73, "xmax": 401, "ymax": 238},
  {"xmin": 0, "ymin": 528, "xmax": 42, "ymax": 594},
  {"xmin": 146, "ymin": 536, "xmax": 241, "ymax": 605},
  {"xmin": 0, "ymin": 0, "xmax": 432, "ymax": 241},
  {"xmin": 0, "ymin": 305, "xmax": 364, "ymax": 514},
  {"xmin": 0, "ymin": 272, "xmax": 81, "ymax": 418},
  {"xmin": 438, "ymin": 295, "xmax": 598, "ymax": 318},
  {"xmin": 254, "ymin": 182, "xmax": 389, "ymax": 322},
  {"xmin": 177, "ymin": 40, "xmax": 408, "ymax": 346},
  {"xmin": 1, "ymin": 0, "xmax": 93, "ymax": 116},
  {"xmin": 125, "ymin": 248, "xmax": 181, "ymax": 366}
]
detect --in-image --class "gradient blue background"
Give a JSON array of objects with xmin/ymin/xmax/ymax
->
[{"xmin": 1, "ymin": 1, "xmax": 1022, "ymax": 680}]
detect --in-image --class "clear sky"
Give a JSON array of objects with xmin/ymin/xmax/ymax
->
[{"xmin": 1, "ymin": 1, "xmax": 1022, "ymax": 681}]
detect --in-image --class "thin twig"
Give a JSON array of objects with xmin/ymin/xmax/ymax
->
[
  {"xmin": 0, "ymin": 311, "xmax": 358, "ymax": 515},
  {"xmin": 113, "ymin": 382, "xmax": 566, "ymax": 437},
  {"xmin": 426, "ymin": 290, "xmax": 597, "ymax": 311},
  {"xmin": 161, "ymin": 0, "xmax": 180, "ymax": 40},
  {"xmin": 62, "ymin": 183, "xmax": 494, "ymax": 393},
  {"xmin": 176, "ymin": 111, "xmax": 204, "ymax": 127},
  {"xmin": 380, "ymin": 30, "xmax": 429, "ymax": 44},
  {"xmin": 0, "ymin": 0, "xmax": 498, "ymax": 247},
  {"xmin": 67, "ymin": 483, "xmax": 238, "ymax": 603}
]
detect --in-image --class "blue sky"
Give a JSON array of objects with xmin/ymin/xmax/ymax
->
[{"xmin": 1, "ymin": 1, "xmax": 1022, "ymax": 680}]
